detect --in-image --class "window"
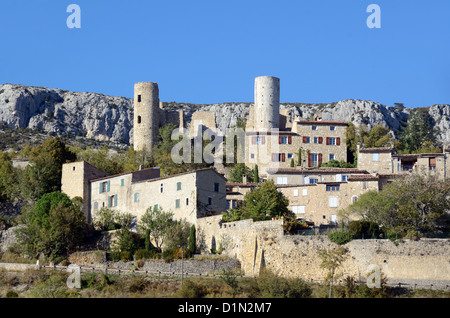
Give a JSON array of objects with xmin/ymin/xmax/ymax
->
[
  {"xmin": 276, "ymin": 177, "xmax": 288, "ymax": 185},
  {"xmin": 252, "ymin": 136, "xmax": 266, "ymax": 145},
  {"xmin": 312, "ymin": 126, "xmax": 317, "ymax": 131},
  {"xmin": 309, "ymin": 178, "xmax": 318, "ymax": 184},
  {"xmin": 214, "ymin": 183, "xmax": 220, "ymax": 192},
  {"xmin": 100, "ymin": 181, "xmax": 109, "ymax": 194},
  {"xmin": 108, "ymin": 195, "xmax": 117, "ymax": 207},
  {"xmin": 372, "ymin": 153, "xmax": 379, "ymax": 162},
  {"xmin": 429, "ymin": 157, "xmax": 436, "ymax": 170},
  {"xmin": 311, "ymin": 153, "xmax": 318, "ymax": 167},
  {"xmin": 208, "ymin": 197, "xmax": 212, "ymax": 206},
  {"xmin": 326, "ymin": 185, "xmax": 340, "ymax": 191},
  {"xmin": 137, "ymin": 116, "xmax": 142, "ymax": 124},
  {"xmin": 329, "ymin": 196, "xmax": 338, "ymax": 208},
  {"xmin": 72, "ymin": 166, "xmax": 76, "ymax": 171},
  {"xmin": 292, "ymin": 206, "xmax": 305, "ymax": 214},
  {"xmin": 160, "ymin": 183, "xmax": 164, "ymax": 193},
  {"xmin": 302, "ymin": 136, "xmax": 310, "ymax": 143},
  {"xmin": 287, "ymin": 153, "xmax": 293, "ymax": 159},
  {"xmin": 342, "ymin": 175, "xmax": 349, "ymax": 181},
  {"xmin": 137, "ymin": 95, "xmax": 141, "ymax": 103},
  {"xmin": 177, "ymin": 182, "xmax": 181, "ymax": 191},
  {"xmin": 314, "ymin": 137, "xmax": 319, "ymax": 144},
  {"xmin": 186, "ymin": 198, "xmax": 189, "ymax": 206},
  {"xmin": 93, "ymin": 202, "xmax": 98, "ymax": 211},
  {"xmin": 175, "ymin": 199, "xmax": 180, "ymax": 209},
  {"xmin": 330, "ymin": 126, "xmax": 335, "ymax": 131},
  {"xmin": 302, "ymin": 188, "xmax": 308, "ymax": 196},
  {"xmin": 293, "ymin": 189, "xmax": 299, "ymax": 197},
  {"xmin": 351, "ymin": 195, "xmax": 358, "ymax": 204},
  {"xmin": 134, "ymin": 193, "xmax": 139, "ymax": 202},
  {"xmin": 329, "ymin": 154, "xmax": 335, "ymax": 161},
  {"xmin": 280, "ymin": 136, "xmax": 288, "ymax": 144},
  {"xmin": 328, "ymin": 137, "xmax": 336, "ymax": 145},
  {"xmin": 272, "ymin": 153, "xmax": 286, "ymax": 162},
  {"xmin": 250, "ymin": 153, "xmax": 255, "ymax": 159}
]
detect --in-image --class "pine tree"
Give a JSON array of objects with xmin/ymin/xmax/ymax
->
[{"xmin": 254, "ymin": 164, "xmax": 259, "ymax": 183}]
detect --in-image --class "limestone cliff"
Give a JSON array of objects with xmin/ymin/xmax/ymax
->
[{"xmin": 0, "ymin": 83, "xmax": 449, "ymax": 146}]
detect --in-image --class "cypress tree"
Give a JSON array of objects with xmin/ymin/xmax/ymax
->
[{"xmin": 188, "ymin": 225, "xmax": 196, "ymax": 255}]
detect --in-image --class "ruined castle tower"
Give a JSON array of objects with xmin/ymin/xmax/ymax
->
[
  {"xmin": 254, "ymin": 76, "xmax": 280, "ymax": 131},
  {"xmin": 133, "ymin": 82, "xmax": 160, "ymax": 152}
]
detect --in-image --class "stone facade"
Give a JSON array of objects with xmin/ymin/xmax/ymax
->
[
  {"xmin": 133, "ymin": 82, "xmax": 160, "ymax": 152},
  {"xmin": 196, "ymin": 216, "xmax": 450, "ymax": 283},
  {"xmin": 266, "ymin": 167, "xmax": 371, "ymax": 185},
  {"xmin": 88, "ymin": 167, "xmax": 227, "ymax": 226},
  {"xmin": 61, "ymin": 161, "xmax": 108, "ymax": 221},
  {"xmin": 357, "ymin": 145, "xmax": 450, "ymax": 182}
]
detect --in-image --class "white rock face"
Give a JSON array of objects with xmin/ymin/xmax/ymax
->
[{"xmin": 0, "ymin": 84, "xmax": 449, "ymax": 146}]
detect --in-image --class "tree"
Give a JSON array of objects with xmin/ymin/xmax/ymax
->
[
  {"xmin": 188, "ymin": 225, "xmax": 196, "ymax": 255},
  {"xmin": 240, "ymin": 179, "xmax": 292, "ymax": 221},
  {"xmin": 297, "ymin": 148, "xmax": 303, "ymax": 166},
  {"xmin": 362, "ymin": 125, "xmax": 396, "ymax": 149},
  {"xmin": 17, "ymin": 191, "xmax": 87, "ymax": 261},
  {"xmin": 93, "ymin": 207, "xmax": 119, "ymax": 231},
  {"xmin": 340, "ymin": 174, "xmax": 450, "ymax": 237},
  {"xmin": 318, "ymin": 247, "xmax": 347, "ymax": 298},
  {"xmin": 254, "ymin": 165, "xmax": 259, "ymax": 183},
  {"xmin": 138, "ymin": 207, "xmax": 174, "ymax": 249},
  {"xmin": 20, "ymin": 137, "xmax": 76, "ymax": 202},
  {"xmin": 228, "ymin": 163, "xmax": 253, "ymax": 183},
  {"xmin": 0, "ymin": 151, "xmax": 15, "ymax": 201},
  {"xmin": 400, "ymin": 109, "xmax": 436, "ymax": 153},
  {"xmin": 346, "ymin": 123, "xmax": 396, "ymax": 165}
]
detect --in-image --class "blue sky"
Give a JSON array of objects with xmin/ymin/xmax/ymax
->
[{"xmin": 0, "ymin": 1, "xmax": 449, "ymax": 108}]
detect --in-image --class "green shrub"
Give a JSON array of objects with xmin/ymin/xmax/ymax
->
[
  {"xmin": 120, "ymin": 251, "xmax": 132, "ymax": 261},
  {"xmin": 6, "ymin": 290, "xmax": 19, "ymax": 298},
  {"xmin": 328, "ymin": 231, "xmax": 353, "ymax": 245},
  {"xmin": 347, "ymin": 220, "xmax": 383, "ymax": 239},
  {"xmin": 255, "ymin": 270, "xmax": 312, "ymax": 298},
  {"xmin": 176, "ymin": 280, "xmax": 207, "ymax": 298},
  {"xmin": 82, "ymin": 273, "xmax": 111, "ymax": 290},
  {"xmin": 134, "ymin": 249, "xmax": 159, "ymax": 260}
]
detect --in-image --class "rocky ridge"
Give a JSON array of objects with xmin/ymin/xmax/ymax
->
[{"xmin": 0, "ymin": 83, "xmax": 449, "ymax": 147}]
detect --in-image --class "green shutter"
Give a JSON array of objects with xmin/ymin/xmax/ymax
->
[
  {"xmin": 107, "ymin": 196, "xmax": 111, "ymax": 208},
  {"xmin": 114, "ymin": 194, "xmax": 118, "ymax": 206},
  {"xmin": 121, "ymin": 179, "xmax": 124, "ymax": 186},
  {"xmin": 107, "ymin": 181, "xmax": 110, "ymax": 192},
  {"xmin": 99, "ymin": 183, "xmax": 102, "ymax": 194}
]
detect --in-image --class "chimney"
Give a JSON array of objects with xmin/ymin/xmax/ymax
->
[{"xmin": 242, "ymin": 174, "xmax": 247, "ymax": 184}]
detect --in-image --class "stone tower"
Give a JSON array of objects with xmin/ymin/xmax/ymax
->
[
  {"xmin": 254, "ymin": 76, "xmax": 280, "ymax": 131},
  {"xmin": 133, "ymin": 82, "xmax": 160, "ymax": 152}
]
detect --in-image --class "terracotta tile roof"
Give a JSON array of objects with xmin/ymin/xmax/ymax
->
[
  {"xmin": 245, "ymin": 131, "xmax": 298, "ymax": 135},
  {"xmin": 347, "ymin": 175, "xmax": 379, "ymax": 181},
  {"xmin": 89, "ymin": 166, "xmax": 159, "ymax": 182},
  {"xmin": 358, "ymin": 147, "xmax": 393, "ymax": 153},
  {"xmin": 266, "ymin": 167, "xmax": 369, "ymax": 174},
  {"xmin": 295, "ymin": 120, "xmax": 348, "ymax": 125}
]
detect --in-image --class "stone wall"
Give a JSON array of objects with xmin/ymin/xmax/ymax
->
[{"xmin": 196, "ymin": 216, "xmax": 450, "ymax": 283}]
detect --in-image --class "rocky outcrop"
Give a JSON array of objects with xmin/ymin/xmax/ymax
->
[{"xmin": 1, "ymin": 83, "xmax": 449, "ymax": 146}]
